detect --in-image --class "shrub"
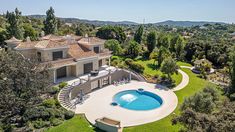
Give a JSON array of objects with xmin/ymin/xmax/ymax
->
[
  {"xmin": 125, "ymin": 58, "xmax": 144, "ymax": 73},
  {"xmin": 47, "ymin": 108, "xmax": 64, "ymax": 118},
  {"xmin": 111, "ymin": 56, "xmax": 120, "ymax": 61},
  {"xmin": 58, "ymin": 82, "xmax": 68, "ymax": 89},
  {"xmin": 125, "ymin": 58, "xmax": 134, "ymax": 65},
  {"xmin": 64, "ymin": 111, "xmax": 75, "ymax": 120},
  {"xmin": 50, "ymin": 118, "xmax": 63, "ymax": 126},
  {"xmin": 124, "ymin": 58, "xmax": 133, "ymax": 65},
  {"xmin": 49, "ymin": 86, "xmax": 60, "ymax": 94},
  {"xmin": 54, "ymin": 99, "xmax": 61, "ymax": 106},
  {"xmin": 111, "ymin": 60, "xmax": 119, "ymax": 66},
  {"xmin": 230, "ymin": 93, "xmax": 235, "ymax": 101},
  {"xmin": 23, "ymin": 106, "xmax": 51, "ymax": 121},
  {"xmin": 161, "ymin": 74, "xmax": 167, "ymax": 81},
  {"xmin": 43, "ymin": 99, "xmax": 56, "ymax": 108},
  {"xmin": 33, "ymin": 119, "xmax": 50, "ymax": 129},
  {"xmin": 129, "ymin": 62, "xmax": 144, "ymax": 73},
  {"xmin": 154, "ymin": 74, "xmax": 159, "ymax": 79}
]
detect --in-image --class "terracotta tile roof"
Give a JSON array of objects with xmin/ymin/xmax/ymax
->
[
  {"xmin": 35, "ymin": 40, "xmax": 68, "ymax": 49},
  {"xmin": 40, "ymin": 58, "xmax": 76, "ymax": 68},
  {"xmin": 68, "ymin": 43, "xmax": 97, "ymax": 59},
  {"xmin": 78, "ymin": 37, "xmax": 105, "ymax": 45},
  {"xmin": 50, "ymin": 58, "xmax": 76, "ymax": 68},
  {"xmin": 68, "ymin": 34, "xmax": 83, "ymax": 41},
  {"xmin": 41, "ymin": 34, "xmax": 64, "ymax": 41},
  {"xmin": 5, "ymin": 37, "xmax": 22, "ymax": 43},
  {"xmin": 15, "ymin": 41, "xmax": 39, "ymax": 49}
]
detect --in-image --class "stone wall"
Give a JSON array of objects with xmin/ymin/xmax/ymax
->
[{"xmin": 70, "ymin": 69, "xmax": 143, "ymax": 100}]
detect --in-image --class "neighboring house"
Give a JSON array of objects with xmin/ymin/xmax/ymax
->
[
  {"xmin": 5, "ymin": 35, "xmax": 112, "ymax": 83},
  {"xmin": 231, "ymin": 32, "xmax": 235, "ymax": 40},
  {"xmin": 231, "ymin": 32, "xmax": 235, "ymax": 37}
]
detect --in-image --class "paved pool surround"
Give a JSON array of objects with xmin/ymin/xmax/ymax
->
[{"xmin": 75, "ymin": 81, "xmax": 178, "ymax": 127}]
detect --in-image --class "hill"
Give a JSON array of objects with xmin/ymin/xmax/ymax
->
[
  {"xmin": 27, "ymin": 15, "xmax": 227, "ymax": 27},
  {"xmin": 154, "ymin": 20, "xmax": 226, "ymax": 27}
]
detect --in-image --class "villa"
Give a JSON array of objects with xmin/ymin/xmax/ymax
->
[
  {"xmin": 5, "ymin": 35, "xmax": 112, "ymax": 83},
  {"xmin": 5, "ymin": 35, "xmax": 181, "ymax": 132}
]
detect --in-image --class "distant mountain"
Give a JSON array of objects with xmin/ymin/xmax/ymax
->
[
  {"xmin": 27, "ymin": 15, "xmax": 227, "ymax": 27},
  {"xmin": 154, "ymin": 20, "xmax": 226, "ymax": 27},
  {"xmin": 27, "ymin": 15, "xmax": 138, "ymax": 26}
]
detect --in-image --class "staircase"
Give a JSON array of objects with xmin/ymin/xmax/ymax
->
[
  {"xmin": 123, "ymin": 69, "xmax": 147, "ymax": 82},
  {"xmin": 58, "ymin": 80, "xmax": 81, "ymax": 111}
]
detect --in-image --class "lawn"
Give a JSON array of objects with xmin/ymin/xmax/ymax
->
[
  {"xmin": 177, "ymin": 61, "xmax": 192, "ymax": 67},
  {"xmin": 46, "ymin": 115, "xmax": 102, "ymax": 132},
  {"xmin": 135, "ymin": 59, "xmax": 183, "ymax": 86},
  {"xmin": 48, "ymin": 63, "xmax": 210, "ymax": 132}
]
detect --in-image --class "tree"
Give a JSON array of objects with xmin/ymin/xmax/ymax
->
[
  {"xmin": 104, "ymin": 39, "xmax": 123, "ymax": 55},
  {"xmin": 146, "ymin": 31, "xmax": 156, "ymax": 54},
  {"xmin": 229, "ymin": 47, "xmax": 235, "ymax": 94},
  {"xmin": 157, "ymin": 47, "xmax": 170, "ymax": 67},
  {"xmin": 180, "ymin": 86, "xmax": 219, "ymax": 114},
  {"xmin": 0, "ymin": 29, "xmax": 9, "ymax": 46},
  {"xmin": 175, "ymin": 35, "xmax": 185, "ymax": 60},
  {"xmin": 75, "ymin": 24, "xmax": 87, "ymax": 36},
  {"xmin": 6, "ymin": 8, "xmax": 24, "ymax": 39},
  {"xmin": 96, "ymin": 26, "xmax": 126, "ymax": 43},
  {"xmin": 126, "ymin": 40, "xmax": 141, "ymax": 58},
  {"xmin": 157, "ymin": 34, "xmax": 170, "ymax": 48},
  {"xmin": 172, "ymin": 87, "xmax": 235, "ymax": 132},
  {"xmin": 23, "ymin": 24, "xmax": 38, "ymax": 41},
  {"xmin": 134, "ymin": 25, "xmax": 143, "ymax": 44},
  {"xmin": 160, "ymin": 57, "xmax": 178, "ymax": 80},
  {"xmin": 43, "ymin": 7, "xmax": 57, "ymax": 35},
  {"xmin": 169, "ymin": 34, "xmax": 178, "ymax": 52},
  {"xmin": 0, "ymin": 50, "xmax": 50, "ymax": 128}
]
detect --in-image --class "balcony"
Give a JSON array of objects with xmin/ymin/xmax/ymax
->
[{"xmin": 98, "ymin": 49, "xmax": 112, "ymax": 58}]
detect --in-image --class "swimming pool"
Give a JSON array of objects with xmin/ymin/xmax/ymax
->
[{"xmin": 113, "ymin": 89, "xmax": 163, "ymax": 111}]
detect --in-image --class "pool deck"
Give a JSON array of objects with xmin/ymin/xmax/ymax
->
[{"xmin": 75, "ymin": 81, "xmax": 178, "ymax": 127}]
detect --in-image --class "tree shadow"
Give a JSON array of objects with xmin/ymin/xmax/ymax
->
[
  {"xmin": 147, "ymin": 63, "xmax": 159, "ymax": 70},
  {"xmin": 93, "ymin": 127, "xmax": 105, "ymax": 132}
]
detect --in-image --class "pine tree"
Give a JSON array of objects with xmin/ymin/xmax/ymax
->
[
  {"xmin": 147, "ymin": 31, "xmax": 156, "ymax": 54},
  {"xmin": 175, "ymin": 36, "xmax": 185, "ymax": 60},
  {"xmin": 6, "ymin": 8, "xmax": 24, "ymax": 39},
  {"xmin": 43, "ymin": 7, "xmax": 57, "ymax": 35},
  {"xmin": 134, "ymin": 25, "xmax": 143, "ymax": 44}
]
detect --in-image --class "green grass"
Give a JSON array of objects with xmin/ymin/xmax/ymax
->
[
  {"xmin": 46, "ymin": 115, "xmax": 100, "ymax": 132},
  {"xmin": 135, "ymin": 59, "xmax": 183, "ymax": 86},
  {"xmin": 177, "ymin": 61, "xmax": 192, "ymax": 67},
  {"xmin": 124, "ymin": 68, "xmax": 209, "ymax": 132}
]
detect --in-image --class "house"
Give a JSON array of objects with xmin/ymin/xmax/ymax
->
[
  {"xmin": 5, "ymin": 35, "xmax": 112, "ymax": 83},
  {"xmin": 231, "ymin": 32, "xmax": 235, "ymax": 37}
]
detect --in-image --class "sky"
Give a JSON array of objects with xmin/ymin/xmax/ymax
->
[{"xmin": 0, "ymin": 0, "xmax": 234, "ymax": 23}]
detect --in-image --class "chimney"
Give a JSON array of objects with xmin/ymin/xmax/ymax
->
[{"xmin": 26, "ymin": 36, "xmax": 31, "ymax": 42}]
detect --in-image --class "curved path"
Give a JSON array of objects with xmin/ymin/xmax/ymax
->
[{"xmin": 171, "ymin": 68, "xmax": 190, "ymax": 91}]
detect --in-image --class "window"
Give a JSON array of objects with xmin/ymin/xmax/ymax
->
[
  {"xmin": 93, "ymin": 46, "xmax": 100, "ymax": 53},
  {"xmin": 53, "ymin": 51, "xmax": 63, "ymax": 60},
  {"xmin": 37, "ymin": 52, "xmax": 41, "ymax": 62}
]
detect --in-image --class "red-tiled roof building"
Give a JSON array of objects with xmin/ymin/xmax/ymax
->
[{"xmin": 5, "ymin": 35, "xmax": 111, "ymax": 83}]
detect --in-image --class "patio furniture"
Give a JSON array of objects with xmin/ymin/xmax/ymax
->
[
  {"xmin": 90, "ymin": 70, "xmax": 99, "ymax": 76},
  {"xmin": 95, "ymin": 117, "xmax": 123, "ymax": 132}
]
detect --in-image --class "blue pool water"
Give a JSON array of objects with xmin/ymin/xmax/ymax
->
[{"xmin": 113, "ymin": 90, "xmax": 163, "ymax": 111}]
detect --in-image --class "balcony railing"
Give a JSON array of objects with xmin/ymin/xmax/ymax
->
[{"xmin": 98, "ymin": 49, "xmax": 112, "ymax": 57}]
